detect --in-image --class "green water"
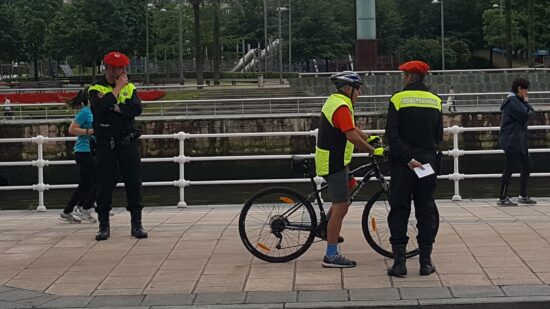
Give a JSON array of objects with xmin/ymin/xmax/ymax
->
[{"xmin": 1, "ymin": 154, "xmax": 550, "ymax": 210}]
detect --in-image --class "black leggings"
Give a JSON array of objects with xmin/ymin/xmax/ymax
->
[
  {"xmin": 499, "ymin": 152, "xmax": 532, "ymax": 199},
  {"xmin": 64, "ymin": 152, "xmax": 97, "ymax": 213}
]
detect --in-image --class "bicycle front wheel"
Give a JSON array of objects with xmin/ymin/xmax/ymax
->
[
  {"xmin": 361, "ymin": 188, "xmax": 420, "ymax": 259},
  {"xmin": 239, "ymin": 187, "xmax": 317, "ymax": 263}
]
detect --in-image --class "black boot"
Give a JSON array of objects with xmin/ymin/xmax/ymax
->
[
  {"xmin": 95, "ymin": 212, "xmax": 110, "ymax": 241},
  {"xmin": 419, "ymin": 245, "xmax": 436, "ymax": 275},
  {"xmin": 130, "ymin": 209, "xmax": 148, "ymax": 239},
  {"xmin": 387, "ymin": 244, "xmax": 407, "ymax": 277}
]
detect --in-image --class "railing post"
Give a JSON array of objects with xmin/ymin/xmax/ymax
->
[
  {"xmin": 448, "ymin": 125, "xmax": 464, "ymax": 201},
  {"xmin": 310, "ymin": 129, "xmax": 324, "ymax": 203},
  {"xmin": 174, "ymin": 132, "xmax": 189, "ymax": 207},
  {"xmin": 32, "ymin": 135, "xmax": 48, "ymax": 211}
]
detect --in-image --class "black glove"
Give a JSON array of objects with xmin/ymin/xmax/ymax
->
[{"xmin": 120, "ymin": 130, "xmax": 142, "ymax": 146}]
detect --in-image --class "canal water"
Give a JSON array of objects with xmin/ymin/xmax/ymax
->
[{"xmin": 1, "ymin": 153, "xmax": 550, "ymax": 210}]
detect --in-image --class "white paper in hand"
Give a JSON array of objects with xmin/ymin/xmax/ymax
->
[{"xmin": 413, "ymin": 163, "xmax": 435, "ymax": 178}]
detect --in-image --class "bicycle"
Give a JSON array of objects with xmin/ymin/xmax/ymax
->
[{"xmin": 238, "ymin": 154, "xmax": 440, "ymax": 263}]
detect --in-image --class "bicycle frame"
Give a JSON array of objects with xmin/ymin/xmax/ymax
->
[{"xmin": 281, "ymin": 157, "xmax": 389, "ymax": 228}]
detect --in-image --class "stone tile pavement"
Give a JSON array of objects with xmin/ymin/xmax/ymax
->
[{"xmin": 1, "ymin": 199, "xmax": 550, "ymax": 308}]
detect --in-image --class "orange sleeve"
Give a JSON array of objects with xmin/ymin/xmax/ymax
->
[{"xmin": 332, "ymin": 106, "xmax": 355, "ymax": 133}]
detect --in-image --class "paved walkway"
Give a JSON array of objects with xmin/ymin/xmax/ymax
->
[{"xmin": 1, "ymin": 199, "xmax": 550, "ymax": 308}]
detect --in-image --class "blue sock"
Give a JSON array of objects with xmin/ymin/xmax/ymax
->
[{"xmin": 326, "ymin": 243, "xmax": 338, "ymax": 256}]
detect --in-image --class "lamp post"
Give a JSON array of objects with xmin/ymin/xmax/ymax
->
[
  {"xmin": 432, "ymin": 0, "xmax": 445, "ymax": 70},
  {"xmin": 288, "ymin": 0, "xmax": 291, "ymax": 72},
  {"xmin": 277, "ymin": 3, "xmax": 288, "ymax": 84},
  {"xmin": 145, "ymin": 2, "xmax": 154, "ymax": 85},
  {"xmin": 178, "ymin": 3, "xmax": 184, "ymax": 84},
  {"xmin": 264, "ymin": 0, "xmax": 268, "ymax": 72},
  {"xmin": 160, "ymin": 4, "xmax": 185, "ymax": 85}
]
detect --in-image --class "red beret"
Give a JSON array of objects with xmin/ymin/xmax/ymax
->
[
  {"xmin": 103, "ymin": 51, "xmax": 130, "ymax": 67},
  {"xmin": 399, "ymin": 60, "xmax": 430, "ymax": 74}
]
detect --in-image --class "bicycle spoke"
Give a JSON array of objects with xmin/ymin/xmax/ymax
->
[{"xmin": 240, "ymin": 188, "xmax": 316, "ymax": 262}]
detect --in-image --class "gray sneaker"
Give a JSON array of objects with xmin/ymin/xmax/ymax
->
[
  {"xmin": 497, "ymin": 198, "xmax": 518, "ymax": 207},
  {"xmin": 60, "ymin": 212, "xmax": 81, "ymax": 223},
  {"xmin": 322, "ymin": 254, "xmax": 357, "ymax": 268},
  {"xmin": 518, "ymin": 196, "xmax": 537, "ymax": 205},
  {"xmin": 74, "ymin": 206, "xmax": 97, "ymax": 223}
]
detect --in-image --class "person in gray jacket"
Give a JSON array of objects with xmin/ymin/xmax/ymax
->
[{"xmin": 497, "ymin": 78, "xmax": 536, "ymax": 206}]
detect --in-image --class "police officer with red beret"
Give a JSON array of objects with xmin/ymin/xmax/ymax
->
[
  {"xmin": 88, "ymin": 51, "xmax": 148, "ymax": 241},
  {"xmin": 385, "ymin": 61, "xmax": 443, "ymax": 277}
]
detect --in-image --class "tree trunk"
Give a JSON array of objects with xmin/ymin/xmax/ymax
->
[
  {"xmin": 33, "ymin": 50, "xmax": 39, "ymax": 81},
  {"xmin": 505, "ymin": 0, "xmax": 512, "ymax": 68},
  {"xmin": 192, "ymin": 0, "xmax": 204, "ymax": 86},
  {"xmin": 527, "ymin": 0, "xmax": 534, "ymax": 67},
  {"xmin": 212, "ymin": 0, "xmax": 221, "ymax": 85}
]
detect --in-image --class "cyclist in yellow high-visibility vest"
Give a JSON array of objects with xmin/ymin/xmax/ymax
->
[
  {"xmin": 386, "ymin": 60, "xmax": 443, "ymax": 278},
  {"xmin": 315, "ymin": 71, "xmax": 384, "ymax": 268},
  {"xmin": 88, "ymin": 51, "xmax": 148, "ymax": 241}
]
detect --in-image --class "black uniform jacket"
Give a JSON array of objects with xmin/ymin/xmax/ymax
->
[
  {"xmin": 88, "ymin": 76, "xmax": 142, "ymax": 141},
  {"xmin": 385, "ymin": 82, "xmax": 443, "ymax": 164}
]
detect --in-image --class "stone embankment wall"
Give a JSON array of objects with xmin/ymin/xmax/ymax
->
[
  {"xmin": 2, "ymin": 111, "xmax": 550, "ymax": 161},
  {"xmin": 290, "ymin": 72, "xmax": 550, "ymax": 96}
]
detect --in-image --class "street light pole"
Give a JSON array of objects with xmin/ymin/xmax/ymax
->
[
  {"xmin": 264, "ymin": 0, "xmax": 268, "ymax": 73},
  {"xmin": 288, "ymin": 0, "xmax": 291, "ymax": 72},
  {"xmin": 145, "ymin": 3, "xmax": 150, "ymax": 85},
  {"xmin": 440, "ymin": 0, "xmax": 445, "ymax": 70},
  {"xmin": 178, "ymin": 2, "xmax": 185, "ymax": 84},
  {"xmin": 432, "ymin": 0, "xmax": 445, "ymax": 70},
  {"xmin": 278, "ymin": 0, "xmax": 283, "ymax": 84}
]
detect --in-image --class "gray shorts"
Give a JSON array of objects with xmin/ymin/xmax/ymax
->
[{"xmin": 324, "ymin": 167, "xmax": 352, "ymax": 203}]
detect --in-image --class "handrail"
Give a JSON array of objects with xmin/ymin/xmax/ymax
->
[
  {"xmin": 299, "ymin": 67, "xmax": 550, "ymax": 77},
  {"xmin": 0, "ymin": 84, "xmax": 208, "ymax": 93},
  {"xmin": 1, "ymin": 125, "xmax": 550, "ymax": 211},
  {"xmin": 3, "ymin": 91, "xmax": 550, "ymax": 121}
]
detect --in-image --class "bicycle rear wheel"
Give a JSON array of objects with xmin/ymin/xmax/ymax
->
[
  {"xmin": 362, "ymin": 188, "xmax": 439, "ymax": 259},
  {"xmin": 239, "ymin": 187, "xmax": 317, "ymax": 263}
]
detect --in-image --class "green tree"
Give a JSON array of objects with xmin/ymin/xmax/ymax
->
[
  {"xmin": 16, "ymin": 0, "xmax": 63, "ymax": 80},
  {"xmin": 0, "ymin": 2, "xmax": 24, "ymax": 63},
  {"xmin": 376, "ymin": 0, "xmax": 403, "ymax": 56},
  {"xmin": 290, "ymin": 0, "xmax": 354, "ymax": 66},
  {"xmin": 46, "ymin": 0, "xmax": 143, "ymax": 79},
  {"xmin": 398, "ymin": 37, "xmax": 441, "ymax": 67},
  {"xmin": 211, "ymin": 0, "xmax": 221, "ymax": 84},
  {"xmin": 191, "ymin": 0, "xmax": 204, "ymax": 85}
]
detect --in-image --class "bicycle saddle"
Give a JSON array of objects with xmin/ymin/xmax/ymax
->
[{"xmin": 290, "ymin": 155, "xmax": 315, "ymax": 177}]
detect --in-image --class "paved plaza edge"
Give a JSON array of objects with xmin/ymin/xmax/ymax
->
[{"xmin": 1, "ymin": 199, "xmax": 550, "ymax": 308}]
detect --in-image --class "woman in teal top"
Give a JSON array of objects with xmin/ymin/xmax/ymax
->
[{"xmin": 60, "ymin": 87, "xmax": 97, "ymax": 223}]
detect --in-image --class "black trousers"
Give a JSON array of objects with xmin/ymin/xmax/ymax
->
[
  {"xmin": 499, "ymin": 152, "xmax": 532, "ymax": 199},
  {"xmin": 388, "ymin": 152, "xmax": 438, "ymax": 246},
  {"xmin": 95, "ymin": 138, "xmax": 142, "ymax": 216},
  {"xmin": 64, "ymin": 152, "xmax": 97, "ymax": 213}
]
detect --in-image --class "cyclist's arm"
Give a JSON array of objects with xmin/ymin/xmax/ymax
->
[
  {"xmin": 345, "ymin": 128, "xmax": 375, "ymax": 154},
  {"xmin": 333, "ymin": 106, "xmax": 376, "ymax": 154}
]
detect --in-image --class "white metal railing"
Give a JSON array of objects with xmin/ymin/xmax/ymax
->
[
  {"xmin": 3, "ymin": 91, "xmax": 550, "ymax": 120},
  {"xmin": 299, "ymin": 67, "xmax": 550, "ymax": 77},
  {"xmin": 0, "ymin": 84, "xmax": 207, "ymax": 94},
  {"xmin": 1, "ymin": 125, "xmax": 550, "ymax": 211}
]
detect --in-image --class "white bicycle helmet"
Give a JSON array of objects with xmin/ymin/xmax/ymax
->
[{"xmin": 329, "ymin": 71, "xmax": 364, "ymax": 89}]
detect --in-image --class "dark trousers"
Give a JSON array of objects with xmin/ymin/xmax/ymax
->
[
  {"xmin": 499, "ymin": 152, "xmax": 532, "ymax": 199},
  {"xmin": 64, "ymin": 152, "xmax": 97, "ymax": 213},
  {"xmin": 388, "ymin": 153, "xmax": 438, "ymax": 246},
  {"xmin": 95, "ymin": 139, "xmax": 142, "ymax": 216}
]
